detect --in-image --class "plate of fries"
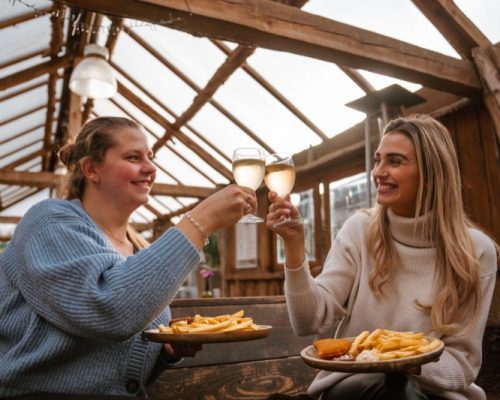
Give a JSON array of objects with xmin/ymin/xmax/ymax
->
[
  {"xmin": 143, "ymin": 310, "xmax": 272, "ymax": 344},
  {"xmin": 301, "ymin": 329, "xmax": 444, "ymax": 372}
]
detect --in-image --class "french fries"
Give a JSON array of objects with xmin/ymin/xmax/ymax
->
[
  {"xmin": 157, "ymin": 310, "xmax": 259, "ymax": 334},
  {"xmin": 348, "ymin": 329, "xmax": 442, "ymax": 361}
]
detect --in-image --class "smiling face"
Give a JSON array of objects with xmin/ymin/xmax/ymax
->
[
  {"xmin": 372, "ymin": 131, "xmax": 420, "ymax": 217},
  {"xmin": 93, "ymin": 127, "xmax": 156, "ymax": 210}
]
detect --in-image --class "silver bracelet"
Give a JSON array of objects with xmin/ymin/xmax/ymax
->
[{"xmin": 184, "ymin": 212, "xmax": 209, "ymax": 246}]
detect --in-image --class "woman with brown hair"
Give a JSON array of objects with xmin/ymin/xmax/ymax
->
[
  {"xmin": 0, "ymin": 116, "xmax": 257, "ymax": 398},
  {"xmin": 267, "ymin": 114, "xmax": 497, "ymax": 399}
]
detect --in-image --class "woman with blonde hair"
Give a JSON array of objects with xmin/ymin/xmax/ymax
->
[
  {"xmin": 0, "ymin": 116, "xmax": 258, "ymax": 398},
  {"xmin": 267, "ymin": 114, "xmax": 497, "ymax": 399}
]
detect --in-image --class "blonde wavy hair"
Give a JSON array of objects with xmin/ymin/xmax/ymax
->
[{"xmin": 367, "ymin": 114, "xmax": 480, "ymax": 334}]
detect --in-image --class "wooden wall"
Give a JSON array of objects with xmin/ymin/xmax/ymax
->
[{"xmin": 219, "ymin": 100, "xmax": 500, "ymax": 321}]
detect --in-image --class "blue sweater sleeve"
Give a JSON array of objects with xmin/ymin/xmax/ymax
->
[{"xmin": 10, "ymin": 200, "xmax": 200, "ymax": 341}]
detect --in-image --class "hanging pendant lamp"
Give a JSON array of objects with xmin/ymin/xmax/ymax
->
[{"xmin": 69, "ymin": 44, "xmax": 117, "ymax": 99}]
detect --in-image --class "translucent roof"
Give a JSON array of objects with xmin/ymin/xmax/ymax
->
[{"xmin": 1, "ymin": 0, "xmax": 499, "ymax": 234}]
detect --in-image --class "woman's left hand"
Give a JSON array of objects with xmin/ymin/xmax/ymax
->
[{"xmin": 163, "ymin": 342, "xmax": 202, "ymax": 359}]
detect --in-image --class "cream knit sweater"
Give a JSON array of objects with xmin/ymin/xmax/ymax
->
[{"xmin": 284, "ymin": 209, "xmax": 497, "ymax": 400}]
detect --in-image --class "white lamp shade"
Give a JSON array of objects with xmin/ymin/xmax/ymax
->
[{"xmin": 69, "ymin": 55, "xmax": 117, "ymax": 99}]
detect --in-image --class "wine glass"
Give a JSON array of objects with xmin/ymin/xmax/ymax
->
[
  {"xmin": 265, "ymin": 153, "xmax": 304, "ymax": 227},
  {"xmin": 232, "ymin": 147, "xmax": 266, "ymax": 223}
]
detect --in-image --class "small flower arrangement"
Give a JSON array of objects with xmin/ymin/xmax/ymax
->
[{"xmin": 200, "ymin": 268, "xmax": 215, "ymax": 280}]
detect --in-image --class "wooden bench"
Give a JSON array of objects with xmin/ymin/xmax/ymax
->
[
  {"xmin": 147, "ymin": 296, "xmax": 500, "ymax": 400},
  {"xmin": 147, "ymin": 296, "xmax": 317, "ymax": 400}
]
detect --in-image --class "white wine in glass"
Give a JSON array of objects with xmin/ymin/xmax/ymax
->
[
  {"xmin": 265, "ymin": 153, "xmax": 303, "ymax": 227},
  {"xmin": 232, "ymin": 147, "xmax": 265, "ymax": 223}
]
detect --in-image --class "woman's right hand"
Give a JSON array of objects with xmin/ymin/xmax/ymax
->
[
  {"xmin": 266, "ymin": 191, "xmax": 305, "ymax": 269},
  {"xmin": 191, "ymin": 184, "xmax": 256, "ymax": 232}
]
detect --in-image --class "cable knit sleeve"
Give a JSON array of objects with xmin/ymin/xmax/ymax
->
[
  {"xmin": 284, "ymin": 212, "xmax": 363, "ymax": 336},
  {"xmin": 10, "ymin": 200, "xmax": 201, "ymax": 341},
  {"xmin": 417, "ymin": 230, "xmax": 497, "ymax": 394}
]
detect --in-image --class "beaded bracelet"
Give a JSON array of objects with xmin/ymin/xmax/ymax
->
[{"xmin": 184, "ymin": 212, "xmax": 209, "ymax": 246}]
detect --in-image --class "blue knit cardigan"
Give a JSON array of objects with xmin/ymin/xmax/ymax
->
[{"xmin": 0, "ymin": 198, "xmax": 201, "ymax": 397}]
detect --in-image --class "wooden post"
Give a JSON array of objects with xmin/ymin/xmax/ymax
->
[{"xmin": 472, "ymin": 46, "xmax": 500, "ymax": 150}]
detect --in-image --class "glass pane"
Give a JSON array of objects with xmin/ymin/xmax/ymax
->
[{"xmin": 329, "ymin": 172, "xmax": 376, "ymax": 243}]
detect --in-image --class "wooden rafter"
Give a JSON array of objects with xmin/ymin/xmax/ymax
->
[
  {"xmin": 123, "ymin": 28, "xmax": 274, "ymax": 154},
  {"xmin": 43, "ymin": 3, "xmax": 66, "ymax": 171},
  {"xmin": 212, "ymin": 38, "xmax": 328, "ymax": 141},
  {"xmin": 0, "ymin": 171, "xmax": 219, "ymax": 198},
  {"xmin": 0, "ymin": 80, "xmax": 49, "ymax": 103},
  {"xmin": 0, "ymin": 6, "xmax": 52, "ymax": 30},
  {"xmin": 152, "ymin": 44, "xmax": 261, "ymax": 152},
  {"xmin": 48, "ymin": 7, "xmax": 87, "ymax": 171},
  {"xmin": 0, "ymin": 148, "xmax": 47, "ymax": 172},
  {"xmin": 0, "ymin": 124, "xmax": 44, "ymax": 147},
  {"xmin": 0, "ymin": 139, "xmax": 43, "ymax": 163},
  {"xmin": 411, "ymin": 0, "xmax": 491, "ymax": 60},
  {"xmin": 0, "ymin": 105, "xmax": 47, "ymax": 127},
  {"xmin": 107, "ymin": 96, "xmax": 219, "ymax": 186},
  {"xmin": 0, "ymin": 188, "xmax": 42, "ymax": 212},
  {"xmin": 0, "ymin": 216, "xmax": 21, "ymax": 224},
  {"xmin": 338, "ymin": 66, "xmax": 375, "ymax": 93},
  {"xmin": 0, "ymin": 55, "xmax": 73, "ymax": 91},
  {"xmin": 60, "ymin": 0, "xmax": 482, "ymax": 95},
  {"xmin": 111, "ymin": 62, "xmax": 230, "ymax": 164},
  {"xmin": 0, "ymin": 48, "xmax": 48, "ymax": 70},
  {"xmin": 117, "ymin": 79, "xmax": 233, "ymax": 180}
]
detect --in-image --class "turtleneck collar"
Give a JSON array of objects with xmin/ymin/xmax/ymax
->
[{"xmin": 387, "ymin": 208, "xmax": 434, "ymax": 248}]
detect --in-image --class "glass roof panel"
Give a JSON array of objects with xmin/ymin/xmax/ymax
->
[
  {"xmin": 0, "ymin": 14, "xmax": 51, "ymax": 69},
  {"xmin": 213, "ymin": 66, "xmax": 323, "ymax": 154},
  {"xmin": 112, "ymin": 32, "xmax": 197, "ymax": 116},
  {"xmin": 1, "ymin": 109, "xmax": 46, "ymax": 143},
  {"xmin": 455, "ymin": 0, "xmax": 500, "ymax": 43},
  {"xmin": 0, "ymin": 85, "xmax": 48, "ymax": 121},
  {"xmin": 188, "ymin": 102, "xmax": 261, "ymax": 157},
  {"xmin": 245, "ymin": 47, "xmax": 367, "ymax": 139},
  {"xmin": 1, "ymin": 126, "xmax": 44, "ymax": 156},
  {"xmin": 304, "ymin": 0, "xmax": 460, "ymax": 58},
  {"xmin": 0, "ymin": 141, "xmax": 43, "ymax": 169},
  {"xmin": 127, "ymin": 23, "xmax": 226, "ymax": 88},
  {"xmin": 0, "ymin": 1, "xmax": 52, "ymax": 19}
]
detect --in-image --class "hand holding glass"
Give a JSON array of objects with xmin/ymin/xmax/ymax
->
[
  {"xmin": 265, "ymin": 153, "xmax": 303, "ymax": 227},
  {"xmin": 232, "ymin": 147, "xmax": 265, "ymax": 223}
]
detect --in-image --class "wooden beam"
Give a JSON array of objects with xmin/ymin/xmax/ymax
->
[
  {"xmin": 411, "ymin": 0, "xmax": 491, "ymax": 60},
  {"xmin": 0, "ymin": 80, "xmax": 48, "ymax": 103},
  {"xmin": 152, "ymin": 45, "xmax": 262, "ymax": 152},
  {"xmin": 338, "ymin": 66, "xmax": 375, "ymax": 93},
  {"xmin": 150, "ymin": 182, "xmax": 219, "ymax": 198},
  {"xmin": 1, "ymin": 148, "xmax": 47, "ymax": 172},
  {"xmin": 0, "ymin": 216, "xmax": 21, "ymax": 224},
  {"xmin": 0, "ymin": 54, "xmax": 74, "ymax": 91},
  {"xmin": 123, "ymin": 28, "xmax": 271, "ymax": 155},
  {"xmin": 117, "ymin": 79, "xmax": 233, "ymax": 180},
  {"xmin": 43, "ymin": 4, "xmax": 66, "ymax": 171},
  {"xmin": 0, "ymin": 171, "xmax": 64, "ymax": 188},
  {"xmin": 1, "ymin": 188, "xmax": 41, "ymax": 212},
  {"xmin": 212, "ymin": 39, "xmax": 329, "ymax": 141},
  {"xmin": 60, "ymin": 0, "xmax": 482, "ymax": 95},
  {"xmin": 0, "ymin": 105, "xmax": 47, "ymax": 127},
  {"xmin": 0, "ymin": 48, "xmax": 48, "ymax": 70},
  {"xmin": 0, "ymin": 6, "xmax": 52, "ymax": 30},
  {"xmin": 0, "ymin": 170, "xmax": 219, "ymax": 198},
  {"xmin": 473, "ymin": 46, "xmax": 500, "ymax": 148},
  {"xmin": 0, "ymin": 124, "xmax": 44, "ymax": 147},
  {"xmin": 111, "ymin": 62, "xmax": 230, "ymax": 165}
]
